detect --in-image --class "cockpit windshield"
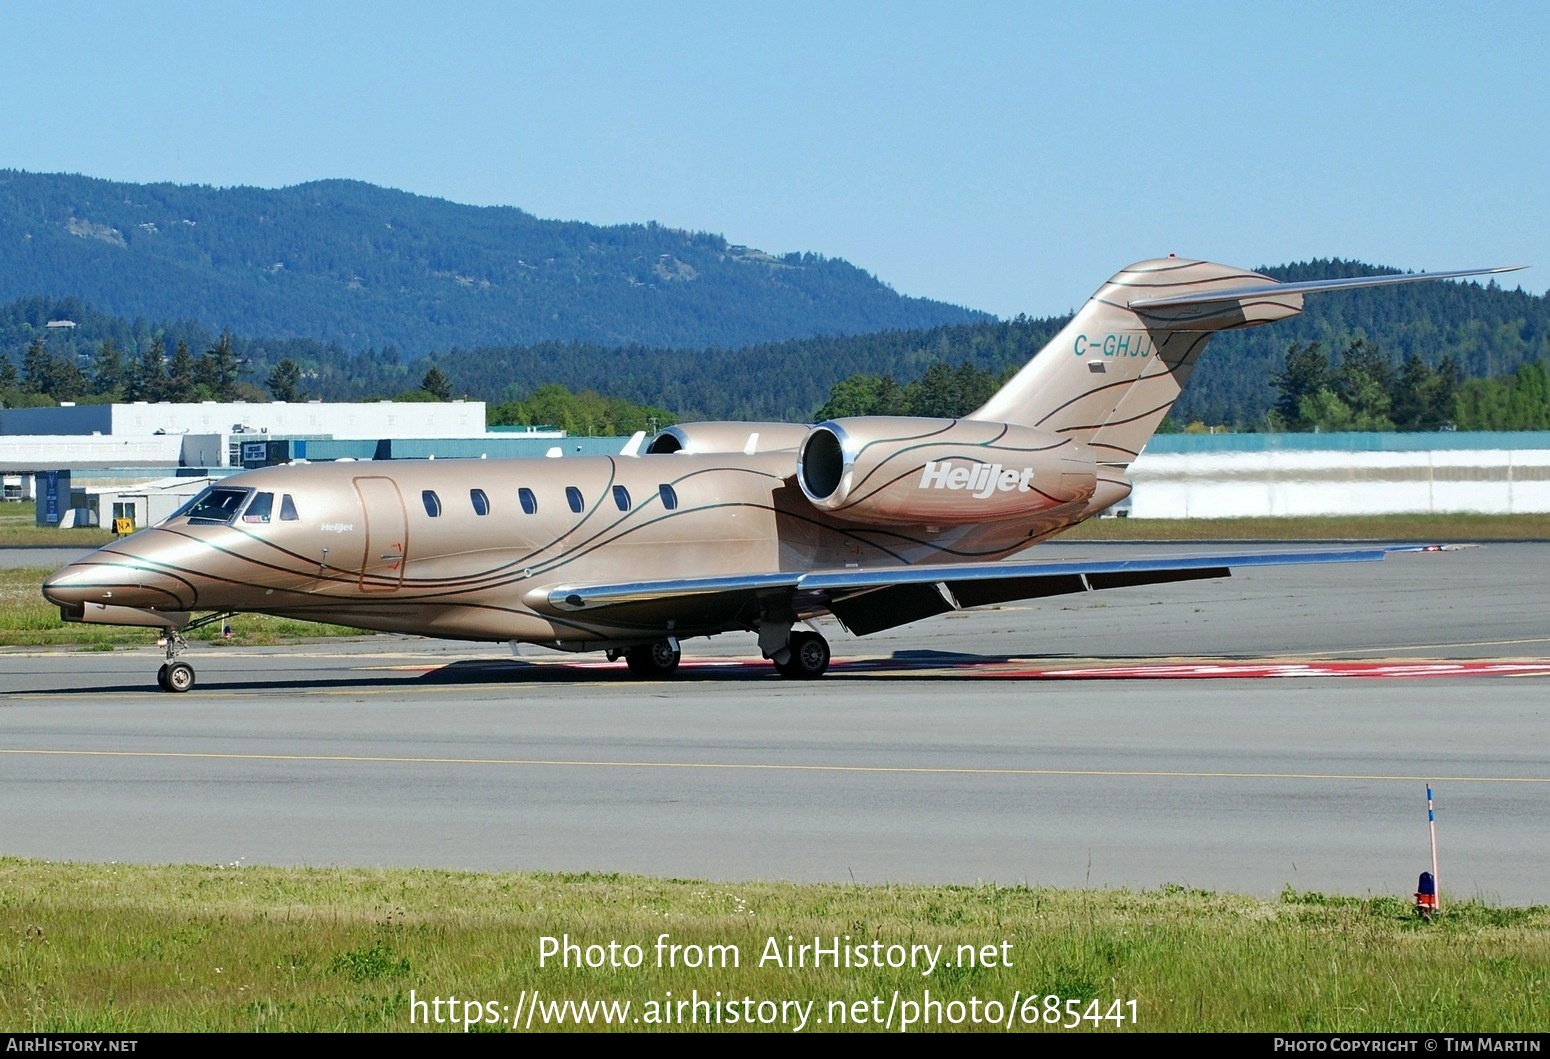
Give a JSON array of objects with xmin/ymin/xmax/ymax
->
[{"xmin": 175, "ymin": 487, "xmax": 253, "ymax": 526}]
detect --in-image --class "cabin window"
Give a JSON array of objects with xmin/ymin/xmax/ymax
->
[
  {"xmin": 519, "ymin": 487, "xmax": 537, "ymax": 515},
  {"xmin": 280, "ymin": 494, "xmax": 299, "ymax": 521},
  {"xmin": 612, "ymin": 485, "xmax": 630, "ymax": 511},
  {"xmin": 422, "ymin": 490, "xmax": 442, "ymax": 517},
  {"xmin": 470, "ymin": 488, "xmax": 490, "ymax": 516},
  {"xmin": 659, "ymin": 483, "xmax": 678, "ymax": 511},
  {"xmin": 185, "ymin": 487, "xmax": 250, "ymax": 526},
  {"xmin": 566, "ymin": 486, "xmax": 583, "ymax": 514},
  {"xmin": 242, "ymin": 492, "xmax": 274, "ymax": 524}
]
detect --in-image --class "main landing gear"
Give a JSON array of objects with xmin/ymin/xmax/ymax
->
[
  {"xmin": 621, "ymin": 639, "xmax": 682, "ymax": 677},
  {"xmin": 609, "ymin": 629, "xmax": 832, "ymax": 679},
  {"xmin": 774, "ymin": 630, "xmax": 830, "ymax": 679}
]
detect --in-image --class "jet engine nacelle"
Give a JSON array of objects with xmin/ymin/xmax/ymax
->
[
  {"xmin": 647, "ymin": 421, "xmax": 812, "ymax": 455},
  {"xmin": 797, "ymin": 417, "xmax": 1097, "ymax": 525}
]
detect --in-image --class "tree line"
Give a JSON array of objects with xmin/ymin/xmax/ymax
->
[
  {"xmin": 0, "ymin": 332, "xmax": 677, "ymax": 437},
  {"xmin": 5, "ymin": 261, "xmax": 1549, "ymax": 433},
  {"xmin": 1, "ymin": 333, "xmax": 250, "ymax": 407},
  {"xmin": 1265, "ymin": 338, "xmax": 1549, "ymax": 432}
]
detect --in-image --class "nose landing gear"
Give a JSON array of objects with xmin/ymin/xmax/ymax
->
[
  {"xmin": 150, "ymin": 612, "xmax": 234, "ymax": 692},
  {"xmin": 157, "ymin": 659, "xmax": 196, "ymax": 693},
  {"xmin": 155, "ymin": 630, "xmax": 195, "ymax": 693}
]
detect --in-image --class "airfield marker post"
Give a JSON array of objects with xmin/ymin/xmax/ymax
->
[{"xmin": 1428, "ymin": 784, "xmax": 1440, "ymax": 914}]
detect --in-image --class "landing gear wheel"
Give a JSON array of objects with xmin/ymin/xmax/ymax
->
[
  {"xmin": 156, "ymin": 664, "xmax": 170, "ymax": 691},
  {"xmin": 164, "ymin": 661, "xmax": 196, "ymax": 693},
  {"xmin": 775, "ymin": 631, "xmax": 830, "ymax": 679},
  {"xmin": 625, "ymin": 640, "xmax": 681, "ymax": 676}
]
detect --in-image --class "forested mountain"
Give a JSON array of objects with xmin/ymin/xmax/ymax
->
[{"xmin": 0, "ymin": 170, "xmax": 987, "ymax": 352}]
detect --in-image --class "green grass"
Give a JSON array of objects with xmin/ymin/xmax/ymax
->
[
  {"xmin": 0, "ymin": 860, "xmax": 1545, "ymax": 1032},
  {"xmin": 0, "ymin": 502, "xmax": 113, "ymax": 547},
  {"xmin": 0, "ymin": 567, "xmax": 368, "ymax": 647}
]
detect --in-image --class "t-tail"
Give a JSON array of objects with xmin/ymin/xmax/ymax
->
[{"xmin": 972, "ymin": 257, "xmax": 1523, "ymax": 471}]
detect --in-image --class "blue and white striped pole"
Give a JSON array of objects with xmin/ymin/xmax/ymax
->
[{"xmin": 1428, "ymin": 785, "xmax": 1440, "ymax": 914}]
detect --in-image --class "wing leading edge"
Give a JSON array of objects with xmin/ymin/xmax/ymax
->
[{"xmin": 533, "ymin": 548, "xmax": 1388, "ymax": 637}]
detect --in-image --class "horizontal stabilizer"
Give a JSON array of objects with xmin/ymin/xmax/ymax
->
[{"xmin": 1128, "ymin": 265, "xmax": 1525, "ymax": 310}]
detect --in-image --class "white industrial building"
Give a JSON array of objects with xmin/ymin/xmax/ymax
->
[
  {"xmin": 1, "ymin": 400, "xmax": 494, "ymax": 478},
  {"xmin": 1, "ymin": 400, "xmax": 492, "ymax": 527},
  {"xmin": 1, "ymin": 400, "xmax": 488, "ymax": 442},
  {"xmin": 1128, "ymin": 432, "xmax": 1550, "ymax": 518}
]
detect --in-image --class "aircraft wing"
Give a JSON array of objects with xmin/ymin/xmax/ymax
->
[{"xmin": 535, "ymin": 547, "xmax": 1388, "ymax": 637}]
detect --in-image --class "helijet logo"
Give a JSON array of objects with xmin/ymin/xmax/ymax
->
[{"xmin": 919, "ymin": 460, "xmax": 1036, "ymax": 499}]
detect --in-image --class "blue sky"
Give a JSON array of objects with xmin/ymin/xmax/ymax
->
[{"xmin": 6, "ymin": 1, "xmax": 1546, "ymax": 318}]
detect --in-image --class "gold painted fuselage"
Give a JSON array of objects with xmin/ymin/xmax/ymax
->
[{"xmin": 43, "ymin": 453, "xmax": 1088, "ymax": 648}]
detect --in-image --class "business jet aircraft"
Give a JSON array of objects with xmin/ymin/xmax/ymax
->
[{"xmin": 42, "ymin": 257, "xmax": 1521, "ymax": 691}]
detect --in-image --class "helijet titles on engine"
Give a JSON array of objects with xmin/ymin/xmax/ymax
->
[{"xmin": 919, "ymin": 460, "xmax": 1036, "ymax": 499}]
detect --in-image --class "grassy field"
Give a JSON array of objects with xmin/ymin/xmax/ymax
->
[
  {"xmin": 0, "ymin": 566, "xmax": 368, "ymax": 647},
  {"xmin": 0, "ymin": 502, "xmax": 113, "ymax": 547},
  {"xmin": 1, "ymin": 860, "xmax": 1544, "ymax": 1033}
]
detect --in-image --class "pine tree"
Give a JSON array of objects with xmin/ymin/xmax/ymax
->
[
  {"xmin": 93, "ymin": 339, "xmax": 127, "ymax": 397},
  {"xmin": 266, "ymin": 358, "xmax": 306, "ymax": 402},
  {"xmin": 130, "ymin": 338, "xmax": 168, "ymax": 402},
  {"xmin": 421, "ymin": 365, "xmax": 453, "ymax": 401},
  {"xmin": 201, "ymin": 333, "xmax": 243, "ymax": 400},
  {"xmin": 166, "ymin": 340, "xmax": 198, "ymax": 402},
  {"xmin": 1271, "ymin": 342, "xmax": 1331, "ymax": 430},
  {"xmin": 21, "ymin": 337, "xmax": 50, "ymax": 395}
]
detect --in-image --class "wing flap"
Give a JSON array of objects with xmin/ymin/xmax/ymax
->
[
  {"xmin": 534, "ymin": 548, "xmax": 1387, "ymax": 634},
  {"xmin": 827, "ymin": 582, "xmax": 955, "ymax": 636},
  {"xmin": 946, "ymin": 573, "xmax": 1088, "ymax": 609},
  {"xmin": 1084, "ymin": 566, "xmax": 1229, "ymax": 591}
]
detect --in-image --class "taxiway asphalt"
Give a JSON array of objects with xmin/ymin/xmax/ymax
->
[{"xmin": 3, "ymin": 542, "xmax": 1547, "ymax": 903}]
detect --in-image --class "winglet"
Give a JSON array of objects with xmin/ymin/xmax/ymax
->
[{"xmin": 620, "ymin": 431, "xmax": 646, "ymax": 457}]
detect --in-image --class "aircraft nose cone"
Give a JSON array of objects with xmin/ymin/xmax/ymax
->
[
  {"xmin": 40, "ymin": 565, "xmax": 94, "ymax": 606},
  {"xmin": 41, "ymin": 560, "xmax": 194, "ymax": 610}
]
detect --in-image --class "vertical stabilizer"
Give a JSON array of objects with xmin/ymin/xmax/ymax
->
[{"xmin": 972, "ymin": 258, "xmax": 1301, "ymax": 468}]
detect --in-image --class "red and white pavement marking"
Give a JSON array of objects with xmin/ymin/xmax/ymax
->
[
  {"xmin": 947, "ymin": 660, "xmax": 1550, "ymax": 680},
  {"xmin": 382, "ymin": 657, "xmax": 1550, "ymax": 680}
]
